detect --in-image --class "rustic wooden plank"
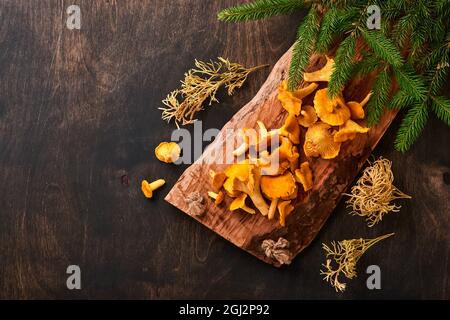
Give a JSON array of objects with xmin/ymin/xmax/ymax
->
[{"xmin": 165, "ymin": 47, "xmax": 398, "ymax": 266}]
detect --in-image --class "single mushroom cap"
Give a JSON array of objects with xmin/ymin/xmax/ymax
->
[
  {"xmin": 313, "ymin": 88, "xmax": 351, "ymax": 126},
  {"xmin": 155, "ymin": 142, "xmax": 181, "ymax": 163},
  {"xmin": 292, "ymin": 82, "xmax": 319, "ymax": 100},
  {"xmin": 304, "ymin": 122, "xmax": 341, "ymax": 159},
  {"xmin": 209, "ymin": 169, "xmax": 227, "ymax": 190},
  {"xmin": 304, "ymin": 56, "xmax": 334, "ymax": 82},
  {"xmin": 261, "ymin": 172, "xmax": 298, "ymax": 200},
  {"xmin": 298, "ymin": 105, "xmax": 318, "ymax": 127},
  {"xmin": 347, "ymin": 91, "xmax": 372, "ymax": 120},
  {"xmin": 277, "ymin": 200, "xmax": 295, "ymax": 227},
  {"xmin": 333, "ymin": 119, "xmax": 369, "ymax": 143},
  {"xmin": 229, "ymin": 193, "xmax": 256, "ymax": 214},
  {"xmin": 278, "ymin": 81, "xmax": 302, "ymax": 116},
  {"xmin": 279, "ymin": 114, "xmax": 301, "ymax": 144},
  {"xmin": 261, "ymin": 172, "xmax": 297, "ymax": 220},
  {"xmin": 294, "ymin": 161, "xmax": 314, "ymax": 192}
]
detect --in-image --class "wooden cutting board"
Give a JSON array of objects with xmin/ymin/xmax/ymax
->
[{"xmin": 165, "ymin": 47, "xmax": 398, "ymax": 267}]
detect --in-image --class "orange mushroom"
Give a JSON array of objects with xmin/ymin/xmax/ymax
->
[
  {"xmin": 261, "ymin": 172, "xmax": 297, "ymax": 219},
  {"xmin": 294, "ymin": 162, "xmax": 314, "ymax": 192},
  {"xmin": 298, "ymin": 105, "xmax": 318, "ymax": 127},
  {"xmin": 277, "ymin": 200, "xmax": 295, "ymax": 227},
  {"xmin": 313, "ymin": 88, "xmax": 351, "ymax": 126},
  {"xmin": 347, "ymin": 92, "xmax": 372, "ymax": 120},
  {"xmin": 333, "ymin": 119, "xmax": 370, "ymax": 143},
  {"xmin": 303, "ymin": 122, "xmax": 341, "ymax": 159},
  {"xmin": 155, "ymin": 142, "xmax": 181, "ymax": 163},
  {"xmin": 304, "ymin": 56, "xmax": 334, "ymax": 82}
]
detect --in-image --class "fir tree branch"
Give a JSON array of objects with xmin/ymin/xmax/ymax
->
[
  {"xmin": 353, "ymin": 52, "xmax": 379, "ymax": 77},
  {"xmin": 328, "ymin": 34, "xmax": 356, "ymax": 97},
  {"xmin": 388, "ymin": 90, "xmax": 414, "ymax": 110},
  {"xmin": 316, "ymin": 5, "xmax": 339, "ymax": 54},
  {"xmin": 395, "ymin": 102, "xmax": 429, "ymax": 152},
  {"xmin": 366, "ymin": 69, "xmax": 392, "ymax": 126},
  {"xmin": 218, "ymin": 0, "xmax": 307, "ymax": 22},
  {"xmin": 431, "ymin": 95, "xmax": 450, "ymax": 126},
  {"xmin": 288, "ymin": 8, "xmax": 320, "ymax": 90},
  {"xmin": 361, "ymin": 29, "xmax": 403, "ymax": 68},
  {"xmin": 394, "ymin": 64, "xmax": 427, "ymax": 102}
]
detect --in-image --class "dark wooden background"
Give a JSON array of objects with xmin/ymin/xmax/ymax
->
[{"xmin": 0, "ymin": 0, "xmax": 448, "ymax": 299}]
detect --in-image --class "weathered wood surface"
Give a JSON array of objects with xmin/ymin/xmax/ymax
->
[
  {"xmin": 165, "ymin": 48, "xmax": 398, "ymax": 266},
  {"xmin": 0, "ymin": 0, "xmax": 448, "ymax": 299}
]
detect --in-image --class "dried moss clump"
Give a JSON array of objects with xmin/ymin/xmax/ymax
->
[{"xmin": 346, "ymin": 157, "xmax": 411, "ymax": 227}]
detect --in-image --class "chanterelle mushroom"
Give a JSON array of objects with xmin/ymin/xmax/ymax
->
[
  {"xmin": 278, "ymin": 81, "xmax": 302, "ymax": 115},
  {"xmin": 294, "ymin": 162, "xmax": 314, "ymax": 192},
  {"xmin": 314, "ymin": 88, "xmax": 351, "ymax": 126},
  {"xmin": 277, "ymin": 200, "xmax": 295, "ymax": 227},
  {"xmin": 209, "ymin": 169, "xmax": 227, "ymax": 190},
  {"xmin": 277, "ymin": 114, "xmax": 301, "ymax": 144},
  {"xmin": 208, "ymin": 191, "xmax": 225, "ymax": 205},
  {"xmin": 261, "ymin": 137, "xmax": 298, "ymax": 176},
  {"xmin": 333, "ymin": 119, "xmax": 369, "ymax": 143},
  {"xmin": 304, "ymin": 122, "xmax": 341, "ymax": 159},
  {"xmin": 230, "ymin": 193, "xmax": 256, "ymax": 214},
  {"xmin": 347, "ymin": 91, "xmax": 372, "ymax": 120},
  {"xmin": 155, "ymin": 142, "xmax": 181, "ymax": 163},
  {"xmin": 304, "ymin": 56, "xmax": 334, "ymax": 82},
  {"xmin": 278, "ymin": 80, "xmax": 318, "ymax": 116},
  {"xmin": 298, "ymin": 105, "xmax": 318, "ymax": 127},
  {"xmin": 261, "ymin": 172, "xmax": 297, "ymax": 220},
  {"xmin": 225, "ymin": 165, "xmax": 269, "ymax": 216}
]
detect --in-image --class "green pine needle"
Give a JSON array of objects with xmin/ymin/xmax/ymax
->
[
  {"xmin": 217, "ymin": 0, "xmax": 306, "ymax": 22},
  {"xmin": 361, "ymin": 29, "xmax": 403, "ymax": 68},
  {"xmin": 316, "ymin": 6, "xmax": 339, "ymax": 54},
  {"xmin": 431, "ymin": 95, "xmax": 450, "ymax": 126},
  {"xmin": 288, "ymin": 9, "xmax": 320, "ymax": 90},
  {"xmin": 389, "ymin": 90, "xmax": 415, "ymax": 110},
  {"xmin": 395, "ymin": 102, "xmax": 429, "ymax": 152},
  {"xmin": 366, "ymin": 69, "xmax": 392, "ymax": 126},
  {"xmin": 328, "ymin": 34, "xmax": 356, "ymax": 97},
  {"xmin": 394, "ymin": 65, "xmax": 428, "ymax": 102}
]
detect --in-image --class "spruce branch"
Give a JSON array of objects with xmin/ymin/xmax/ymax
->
[
  {"xmin": 361, "ymin": 29, "xmax": 403, "ymax": 68},
  {"xmin": 288, "ymin": 9, "xmax": 320, "ymax": 90},
  {"xmin": 388, "ymin": 90, "xmax": 414, "ymax": 110},
  {"xmin": 431, "ymin": 95, "xmax": 450, "ymax": 126},
  {"xmin": 315, "ymin": 5, "xmax": 339, "ymax": 54},
  {"xmin": 217, "ymin": 0, "xmax": 307, "ymax": 22},
  {"xmin": 366, "ymin": 69, "xmax": 392, "ymax": 126},
  {"xmin": 395, "ymin": 102, "xmax": 429, "ymax": 152},
  {"xmin": 328, "ymin": 34, "xmax": 356, "ymax": 98},
  {"xmin": 394, "ymin": 64, "xmax": 427, "ymax": 102}
]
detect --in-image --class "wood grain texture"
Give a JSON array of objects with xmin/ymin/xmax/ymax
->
[
  {"xmin": 165, "ymin": 48, "xmax": 398, "ymax": 267},
  {"xmin": 0, "ymin": 0, "xmax": 448, "ymax": 299}
]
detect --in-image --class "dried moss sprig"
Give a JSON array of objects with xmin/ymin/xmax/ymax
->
[
  {"xmin": 320, "ymin": 233, "xmax": 395, "ymax": 292},
  {"xmin": 159, "ymin": 58, "xmax": 268, "ymax": 128},
  {"xmin": 345, "ymin": 157, "xmax": 411, "ymax": 227}
]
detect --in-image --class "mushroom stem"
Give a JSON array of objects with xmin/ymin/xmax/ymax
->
[
  {"xmin": 360, "ymin": 91, "xmax": 372, "ymax": 108},
  {"xmin": 232, "ymin": 142, "xmax": 249, "ymax": 156},
  {"xmin": 208, "ymin": 191, "xmax": 218, "ymax": 199},
  {"xmin": 149, "ymin": 179, "xmax": 165, "ymax": 190},
  {"xmin": 268, "ymin": 198, "xmax": 279, "ymax": 219}
]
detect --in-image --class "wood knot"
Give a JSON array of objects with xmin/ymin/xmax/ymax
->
[
  {"xmin": 443, "ymin": 172, "xmax": 450, "ymax": 186},
  {"xmin": 186, "ymin": 192, "xmax": 205, "ymax": 217},
  {"xmin": 261, "ymin": 237, "xmax": 292, "ymax": 265}
]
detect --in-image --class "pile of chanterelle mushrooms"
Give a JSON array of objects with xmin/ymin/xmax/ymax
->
[{"xmin": 208, "ymin": 56, "xmax": 372, "ymax": 226}]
